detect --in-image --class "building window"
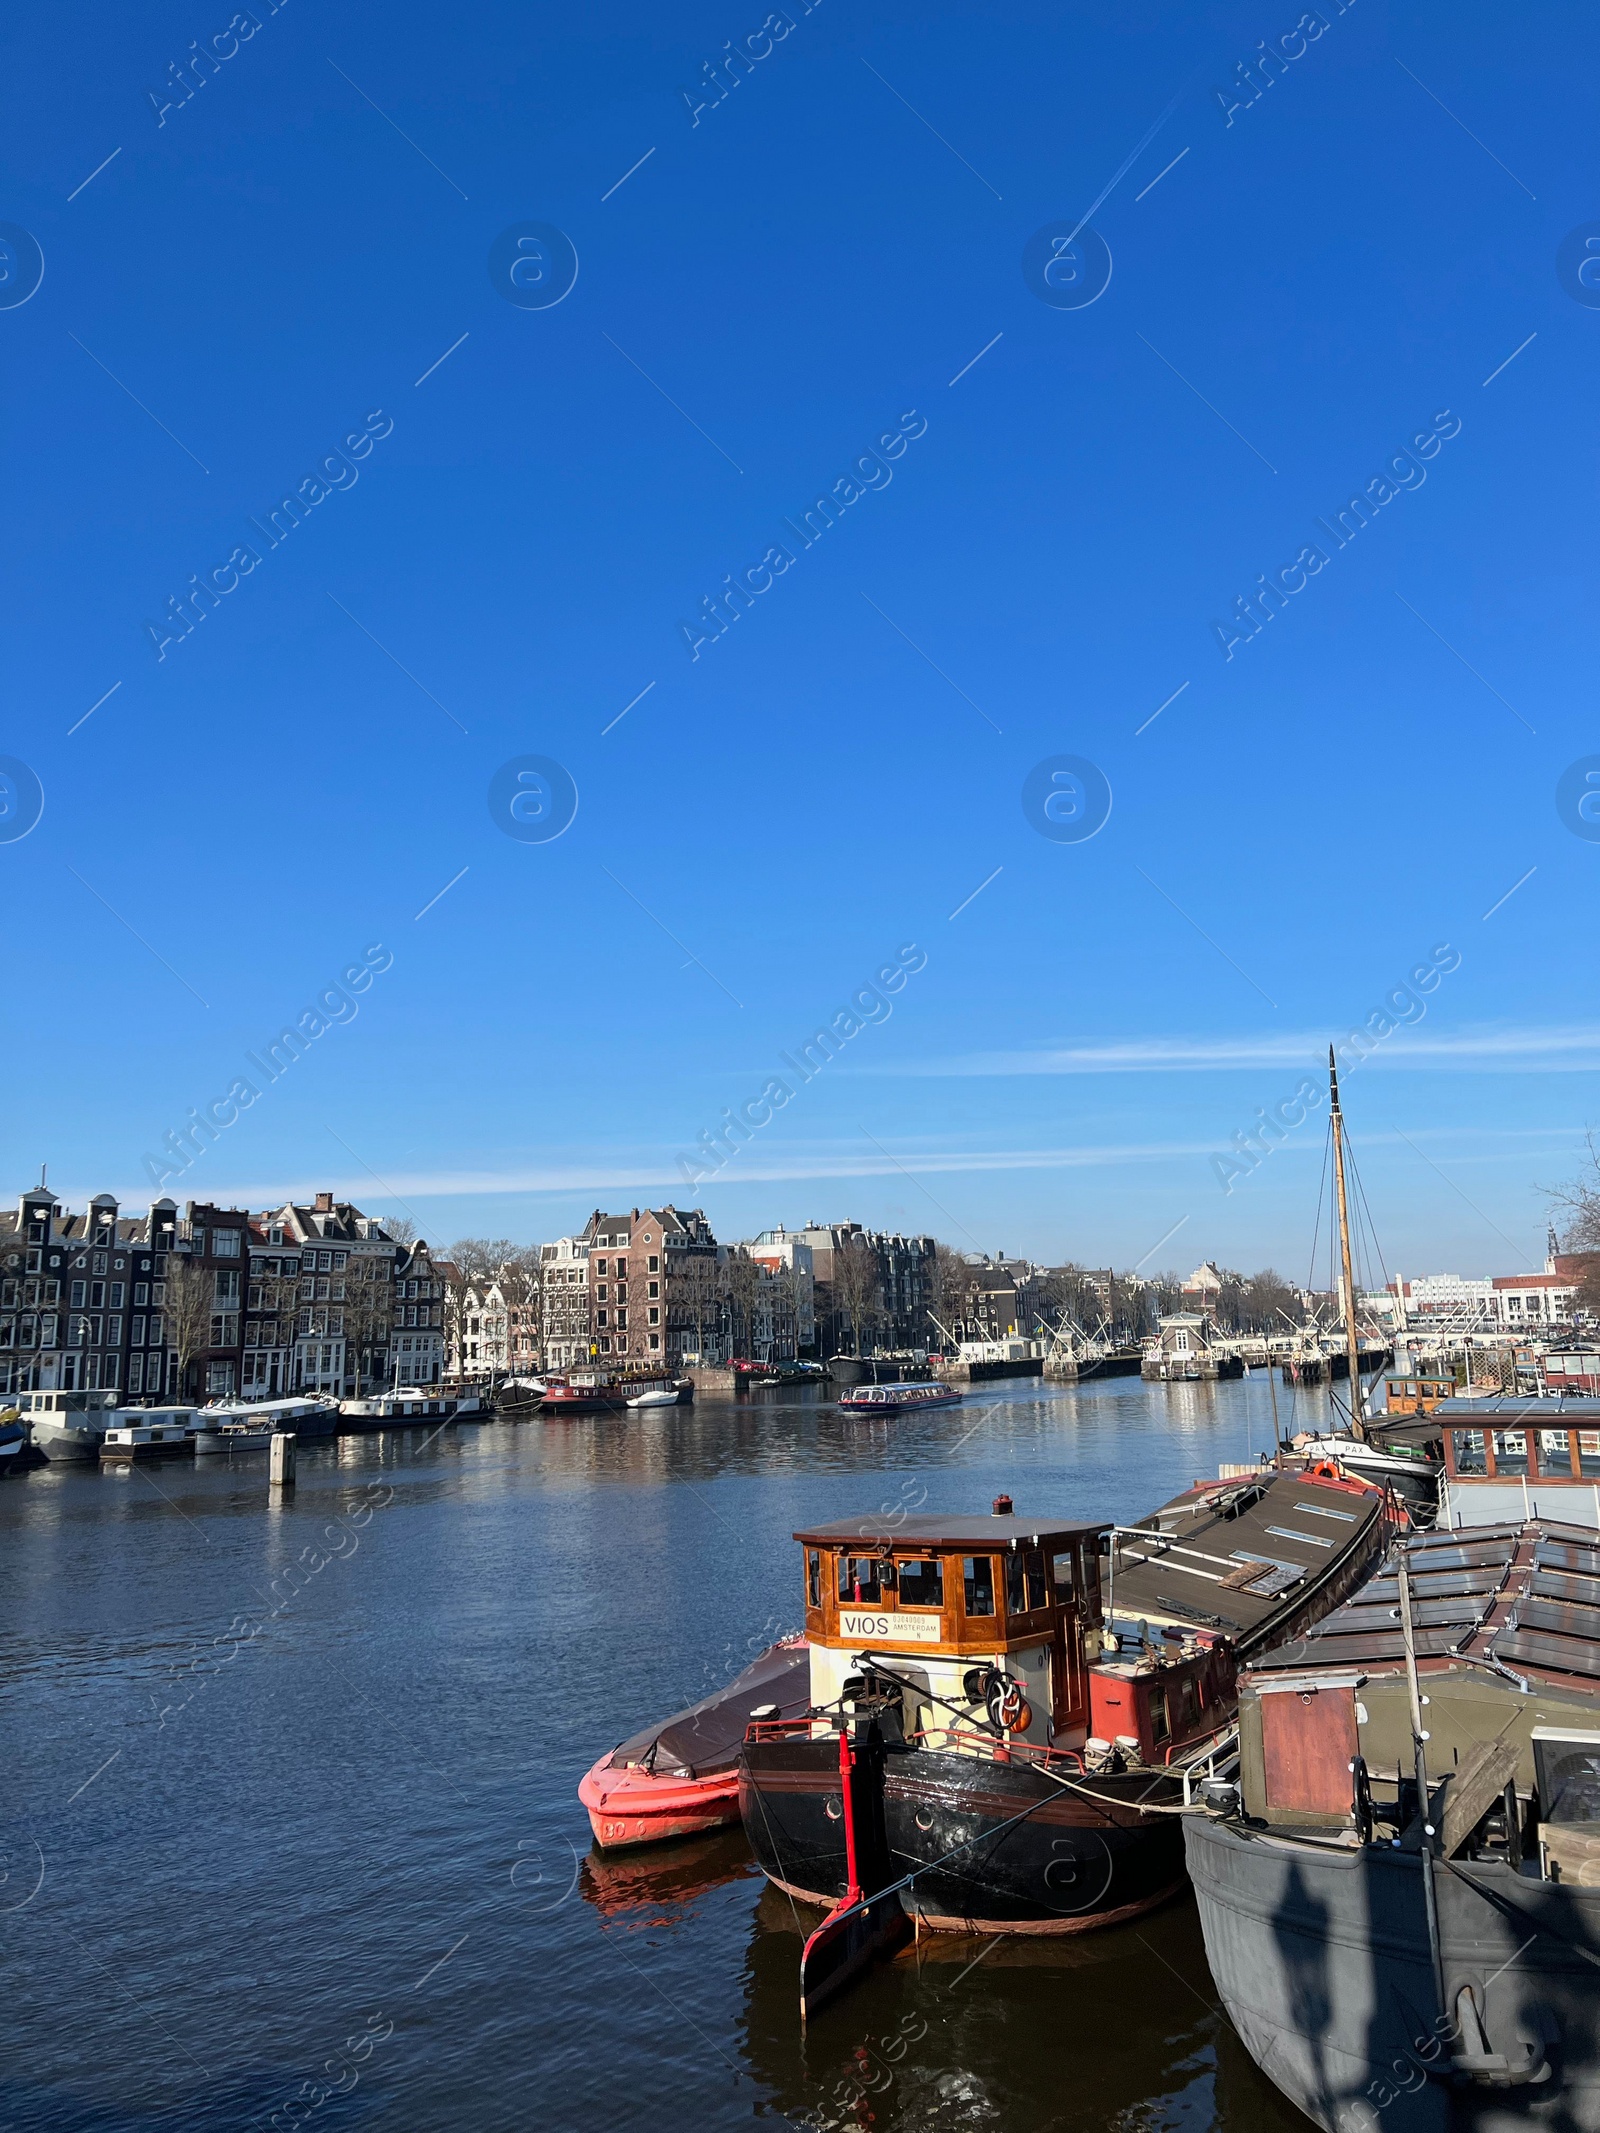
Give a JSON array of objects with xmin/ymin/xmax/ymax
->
[
  {"xmin": 213, "ymin": 1230, "xmax": 240, "ymax": 1258},
  {"xmin": 128, "ymin": 1355, "xmax": 144, "ymax": 1395},
  {"xmin": 70, "ymin": 1281, "xmax": 85, "ymax": 1308},
  {"xmin": 649, "ymin": 1333, "xmax": 660, "ymax": 1350},
  {"xmin": 648, "ymin": 1307, "xmax": 659, "ymax": 1325},
  {"xmin": 648, "ymin": 1256, "xmax": 659, "ymax": 1274}
]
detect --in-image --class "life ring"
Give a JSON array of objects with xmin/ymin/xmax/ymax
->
[
  {"xmin": 990, "ymin": 1677, "xmax": 1028, "ymax": 1730},
  {"xmin": 1309, "ymin": 1459, "xmax": 1342, "ymax": 1481}
]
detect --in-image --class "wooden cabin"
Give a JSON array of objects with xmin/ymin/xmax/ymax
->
[
  {"xmin": 791, "ymin": 1506, "xmax": 1107, "ymax": 1751},
  {"xmin": 1379, "ymin": 1370, "xmax": 1454, "ymax": 1418}
]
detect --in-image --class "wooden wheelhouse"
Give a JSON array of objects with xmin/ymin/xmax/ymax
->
[{"xmin": 791, "ymin": 1505, "xmax": 1107, "ymax": 1750}]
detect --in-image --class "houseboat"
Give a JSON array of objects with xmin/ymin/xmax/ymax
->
[
  {"xmin": 17, "ymin": 1387, "xmax": 122, "ymax": 1463},
  {"xmin": 541, "ymin": 1373, "xmax": 692, "ymax": 1416},
  {"xmin": 192, "ymin": 1394, "xmax": 340, "ymax": 1452},
  {"xmin": 1143, "ymin": 1313, "xmax": 1245, "ymax": 1382},
  {"xmin": 836, "ymin": 1381, "xmax": 963, "ymax": 1415},
  {"xmin": 738, "ymin": 1468, "xmax": 1387, "ymax": 1940},
  {"xmin": 1187, "ymin": 1518, "xmax": 1600, "ymax": 2132},
  {"xmin": 338, "ymin": 1387, "xmax": 456, "ymax": 1430},
  {"xmin": 100, "ymin": 1409, "xmax": 199, "ymax": 1464}
]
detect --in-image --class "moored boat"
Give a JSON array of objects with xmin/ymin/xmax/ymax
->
[
  {"xmin": 17, "ymin": 1387, "xmax": 122, "ymax": 1463},
  {"xmin": 580, "ymin": 1636, "xmax": 810, "ymax": 1848},
  {"xmin": 193, "ymin": 1394, "xmax": 340, "ymax": 1451},
  {"xmin": 542, "ymin": 1372, "xmax": 692, "ymax": 1416},
  {"xmin": 1187, "ymin": 1517, "xmax": 1600, "ymax": 2132},
  {"xmin": 338, "ymin": 1386, "xmax": 455, "ymax": 1430},
  {"xmin": 100, "ymin": 1408, "xmax": 199, "ymax": 1464},
  {"xmin": 738, "ymin": 1469, "xmax": 1388, "ymax": 1942}
]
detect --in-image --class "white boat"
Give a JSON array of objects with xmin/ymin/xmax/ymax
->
[
  {"xmin": 626, "ymin": 1387, "xmax": 682, "ymax": 1409},
  {"xmin": 16, "ymin": 1388, "xmax": 122, "ymax": 1463},
  {"xmin": 339, "ymin": 1387, "xmax": 456, "ymax": 1430},
  {"xmin": 100, "ymin": 1409, "xmax": 199, "ymax": 1464}
]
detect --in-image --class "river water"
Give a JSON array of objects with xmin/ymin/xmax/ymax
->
[{"xmin": 0, "ymin": 1374, "xmax": 1329, "ymax": 2133}]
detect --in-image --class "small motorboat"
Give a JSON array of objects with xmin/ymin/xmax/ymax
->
[
  {"xmin": 626, "ymin": 1387, "xmax": 681, "ymax": 1409},
  {"xmin": 579, "ymin": 1636, "xmax": 810, "ymax": 1849},
  {"xmin": 0, "ymin": 1413, "xmax": 26, "ymax": 1470}
]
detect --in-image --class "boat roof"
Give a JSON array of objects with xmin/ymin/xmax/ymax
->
[
  {"xmin": 1249, "ymin": 1518, "xmax": 1600, "ymax": 1689},
  {"xmin": 1107, "ymin": 1470, "xmax": 1384, "ymax": 1646},
  {"xmin": 1439, "ymin": 1395, "xmax": 1600, "ymax": 1418},
  {"xmin": 793, "ymin": 1513, "xmax": 1106, "ymax": 1549}
]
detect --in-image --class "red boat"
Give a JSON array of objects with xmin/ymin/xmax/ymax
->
[{"xmin": 579, "ymin": 1636, "xmax": 810, "ymax": 1849}]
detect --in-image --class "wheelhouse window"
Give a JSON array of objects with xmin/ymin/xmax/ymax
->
[
  {"xmin": 1452, "ymin": 1429, "xmax": 1487, "ymax": 1476},
  {"xmin": 1006, "ymin": 1547, "xmax": 1047, "ymax": 1615},
  {"xmin": 962, "ymin": 1555, "xmax": 995, "ymax": 1617},
  {"xmin": 838, "ymin": 1555, "xmax": 888, "ymax": 1603},
  {"xmin": 1051, "ymin": 1548, "xmax": 1075, "ymax": 1600},
  {"xmin": 807, "ymin": 1550, "xmax": 821, "ymax": 1608},
  {"xmin": 1492, "ymin": 1430, "xmax": 1529, "ymax": 1476},
  {"xmin": 897, "ymin": 1557, "xmax": 944, "ymax": 1609}
]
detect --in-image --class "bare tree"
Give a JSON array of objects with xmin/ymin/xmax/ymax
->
[
  {"xmin": 163, "ymin": 1251, "xmax": 214, "ymax": 1402},
  {"xmin": 445, "ymin": 1236, "xmax": 518, "ymax": 1283},
  {"xmin": 1550, "ymin": 1138, "xmax": 1600, "ymax": 1314},
  {"xmin": 1239, "ymin": 1268, "xmax": 1298, "ymax": 1334},
  {"xmin": 832, "ymin": 1236, "xmax": 882, "ymax": 1357},
  {"xmin": 385, "ymin": 1216, "xmax": 418, "ymax": 1247},
  {"xmin": 495, "ymin": 1246, "xmax": 543, "ymax": 1372},
  {"xmin": 340, "ymin": 1258, "xmax": 393, "ymax": 1391},
  {"xmin": 929, "ymin": 1242, "xmax": 972, "ymax": 1347},
  {"xmin": 722, "ymin": 1248, "xmax": 762, "ymax": 1361}
]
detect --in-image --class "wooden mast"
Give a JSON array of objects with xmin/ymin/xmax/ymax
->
[{"xmin": 1328, "ymin": 1046, "xmax": 1366, "ymax": 1439}]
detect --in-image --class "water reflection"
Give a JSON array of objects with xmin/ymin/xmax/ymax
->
[{"xmin": 0, "ymin": 1373, "xmax": 1330, "ymax": 2132}]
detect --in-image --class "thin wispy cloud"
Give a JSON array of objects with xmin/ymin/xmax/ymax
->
[
  {"xmin": 879, "ymin": 1024, "xmax": 1600, "ymax": 1077},
  {"xmin": 86, "ymin": 1118, "xmax": 1590, "ymax": 1210}
]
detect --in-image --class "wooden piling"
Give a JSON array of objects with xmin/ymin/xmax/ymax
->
[{"xmin": 269, "ymin": 1431, "xmax": 296, "ymax": 1487}]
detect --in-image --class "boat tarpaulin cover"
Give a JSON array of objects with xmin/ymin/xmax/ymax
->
[{"xmin": 608, "ymin": 1640, "xmax": 811, "ymax": 1778}]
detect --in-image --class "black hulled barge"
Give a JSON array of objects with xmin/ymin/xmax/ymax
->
[{"xmin": 739, "ymin": 1470, "xmax": 1388, "ymax": 1941}]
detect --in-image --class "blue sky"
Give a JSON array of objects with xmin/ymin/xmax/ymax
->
[{"xmin": 3, "ymin": 0, "xmax": 1595, "ymax": 1279}]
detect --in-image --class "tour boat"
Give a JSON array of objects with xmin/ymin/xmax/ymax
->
[
  {"xmin": 1187, "ymin": 1518, "xmax": 1600, "ymax": 2131},
  {"xmin": 738, "ymin": 1470, "xmax": 1387, "ymax": 1961},
  {"xmin": 579, "ymin": 1636, "xmax": 810, "ymax": 1849},
  {"xmin": 836, "ymin": 1381, "xmax": 963, "ymax": 1414}
]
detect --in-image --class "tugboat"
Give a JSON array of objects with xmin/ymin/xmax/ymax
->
[
  {"xmin": 738, "ymin": 1470, "xmax": 1387, "ymax": 1942},
  {"xmin": 1187, "ymin": 1517, "xmax": 1600, "ymax": 2132}
]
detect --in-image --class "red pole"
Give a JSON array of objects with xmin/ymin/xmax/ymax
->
[{"xmin": 838, "ymin": 1724, "xmax": 860, "ymax": 1896}]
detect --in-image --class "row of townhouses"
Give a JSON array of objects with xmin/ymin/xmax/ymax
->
[
  {"xmin": 449, "ymin": 1212, "xmax": 947, "ymax": 1377},
  {"xmin": 0, "ymin": 1186, "xmax": 443, "ymax": 1403}
]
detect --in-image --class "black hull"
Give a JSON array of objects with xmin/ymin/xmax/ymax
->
[
  {"xmin": 883, "ymin": 1751, "xmax": 1186, "ymax": 1933},
  {"xmin": 740, "ymin": 1734, "xmax": 1186, "ymax": 1934},
  {"xmin": 738, "ymin": 1732, "xmax": 895, "ymax": 1906},
  {"xmin": 1187, "ymin": 1812, "xmax": 1600, "ymax": 2133},
  {"xmin": 826, "ymin": 1356, "xmax": 903, "ymax": 1386}
]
